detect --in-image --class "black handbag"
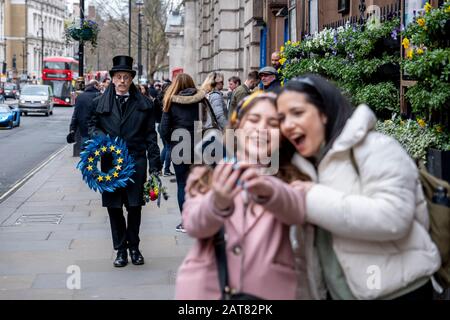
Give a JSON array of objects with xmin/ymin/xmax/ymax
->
[{"xmin": 213, "ymin": 227, "xmax": 264, "ymax": 300}]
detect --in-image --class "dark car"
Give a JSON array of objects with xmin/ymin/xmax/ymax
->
[
  {"xmin": 3, "ymin": 83, "xmax": 20, "ymax": 100},
  {"xmin": 0, "ymin": 104, "xmax": 21, "ymax": 129}
]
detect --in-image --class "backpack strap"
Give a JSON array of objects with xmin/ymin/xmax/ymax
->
[
  {"xmin": 214, "ymin": 227, "xmax": 231, "ymax": 300},
  {"xmin": 201, "ymin": 97, "xmax": 222, "ymax": 130}
]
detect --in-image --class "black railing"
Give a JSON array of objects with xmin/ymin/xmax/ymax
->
[{"xmin": 323, "ymin": 0, "xmax": 401, "ymax": 30}]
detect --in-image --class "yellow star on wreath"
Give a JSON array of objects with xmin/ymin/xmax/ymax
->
[
  {"xmin": 88, "ymin": 157, "xmax": 94, "ymax": 163},
  {"xmin": 113, "ymin": 172, "xmax": 119, "ymax": 178},
  {"xmin": 87, "ymin": 165, "xmax": 93, "ymax": 171},
  {"xmin": 97, "ymin": 176, "xmax": 104, "ymax": 182},
  {"xmin": 101, "ymin": 146, "xmax": 107, "ymax": 152},
  {"xmin": 105, "ymin": 175, "xmax": 111, "ymax": 181},
  {"xmin": 94, "ymin": 150, "xmax": 100, "ymax": 156},
  {"xmin": 117, "ymin": 158, "xmax": 123, "ymax": 164},
  {"xmin": 115, "ymin": 165, "xmax": 122, "ymax": 171},
  {"xmin": 115, "ymin": 149, "xmax": 122, "ymax": 155},
  {"xmin": 109, "ymin": 145, "xmax": 116, "ymax": 152}
]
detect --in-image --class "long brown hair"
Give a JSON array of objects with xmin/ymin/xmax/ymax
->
[
  {"xmin": 188, "ymin": 92, "xmax": 310, "ymax": 197},
  {"xmin": 163, "ymin": 73, "xmax": 196, "ymax": 112}
]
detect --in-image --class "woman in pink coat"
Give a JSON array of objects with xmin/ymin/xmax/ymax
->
[{"xmin": 175, "ymin": 92, "xmax": 308, "ymax": 300}]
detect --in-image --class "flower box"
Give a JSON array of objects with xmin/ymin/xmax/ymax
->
[
  {"xmin": 373, "ymin": 36, "xmax": 400, "ymax": 57},
  {"xmin": 369, "ymin": 62, "xmax": 400, "ymax": 83}
]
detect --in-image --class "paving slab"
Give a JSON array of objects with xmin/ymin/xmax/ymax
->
[{"xmin": 0, "ymin": 147, "xmax": 191, "ymax": 299}]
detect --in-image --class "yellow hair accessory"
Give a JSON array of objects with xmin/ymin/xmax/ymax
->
[{"xmin": 231, "ymin": 90, "xmax": 276, "ymax": 126}]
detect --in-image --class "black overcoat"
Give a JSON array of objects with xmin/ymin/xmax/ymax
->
[{"xmin": 88, "ymin": 83, "xmax": 161, "ymax": 208}]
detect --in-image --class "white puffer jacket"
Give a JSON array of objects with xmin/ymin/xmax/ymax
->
[{"xmin": 292, "ymin": 104, "xmax": 441, "ymax": 300}]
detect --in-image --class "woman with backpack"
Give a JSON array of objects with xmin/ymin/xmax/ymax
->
[
  {"xmin": 201, "ymin": 72, "xmax": 228, "ymax": 129},
  {"xmin": 175, "ymin": 92, "xmax": 309, "ymax": 300},
  {"xmin": 160, "ymin": 73, "xmax": 207, "ymax": 233},
  {"xmin": 276, "ymin": 74, "xmax": 441, "ymax": 300}
]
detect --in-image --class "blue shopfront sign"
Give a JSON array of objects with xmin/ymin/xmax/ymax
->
[{"xmin": 260, "ymin": 26, "xmax": 267, "ymax": 68}]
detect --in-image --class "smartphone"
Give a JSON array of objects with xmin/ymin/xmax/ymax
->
[{"xmin": 194, "ymin": 129, "xmax": 234, "ymax": 168}]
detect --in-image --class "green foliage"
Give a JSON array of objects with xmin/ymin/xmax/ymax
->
[
  {"xmin": 279, "ymin": 18, "xmax": 401, "ymax": 119},
  {"xmin": 64, "ymin": 19, "xmax": 100, "ymax": 48},
  {"xmin": 376, "ymin": 117, "xmax": 450, "ymax": 162},
  {"xmin": 354, "ymin": 82, "xmax": 399, "ymax": 113},
  {"xmin": 405, "ymin": 80, "xmax": 450, "ymax": 115},
  {"xmin": 403, "ymin": 48, "xmax": 450, "ymax": 82},
  {"xmin": 402, "ymin": 2, "xmax": 450, "ymax": 121}
]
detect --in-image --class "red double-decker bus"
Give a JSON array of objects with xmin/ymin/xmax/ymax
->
[{"xmin": 42, "ymin": 56, "xmax": 78, "ymax": 106}]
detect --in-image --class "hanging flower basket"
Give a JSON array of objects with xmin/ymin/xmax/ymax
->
[
  {"xmin": 64, "ymin": 19, "xmax": 99, "ymax": 48},
  {"xmin": 80, "ymin": 28, "xmax": 94, "ymax": 41}
]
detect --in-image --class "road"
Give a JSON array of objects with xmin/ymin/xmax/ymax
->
[{"xmin": 0, "ymin": 101, "xmax": 73, "ymax": 198}]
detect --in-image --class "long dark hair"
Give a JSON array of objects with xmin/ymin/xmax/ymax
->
[{"xmin": 277, "ymin": 74, "xmax": 354, "ymax": 162}]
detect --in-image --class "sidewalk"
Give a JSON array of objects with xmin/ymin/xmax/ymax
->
[{"xmin": 0, "ymin": 146, "xmax": 192, "ymax": 299}]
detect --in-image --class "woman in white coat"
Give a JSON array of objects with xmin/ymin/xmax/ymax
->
[{"xmin": 276, "ymin": 74, "xmax": 441, "ymax": 300}]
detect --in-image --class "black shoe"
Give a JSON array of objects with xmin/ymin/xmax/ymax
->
[
  {"xmin": 175, "ymin": 223, "xmax": 186, "ymax": 233},
  {"xmin": 114, "ymin": 250, "xmax": 128, "ymax": 267},
  {"xmin": 163, "ymin": 171, "xmax": 175, "ymax": 177},
  {"xmin": 129, "ymin": 248, "xmax": 145, "ymax": 265}
]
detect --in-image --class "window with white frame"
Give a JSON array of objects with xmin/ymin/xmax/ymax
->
[
  {"xmin": 289, "ymin": 0, "xmax": 297, "ymax": 42},
  {"xmin": 309, "ymin": 0, "xmax": 318, "ymax": 35}
]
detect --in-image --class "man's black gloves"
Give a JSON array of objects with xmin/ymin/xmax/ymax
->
[{"xmin": 66, "ymin": 131, "xmax": 76, "ymax": 144}]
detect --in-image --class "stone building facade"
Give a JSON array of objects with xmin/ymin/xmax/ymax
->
[
  {"xmin": 171, "ymin": 0, "xmax": 263, "ymax": 86},
  {"xmin": 1, "ymin": 0, "xmax": 68, "ymax": 80},
  {"xmin": 169, "ymin": 0, "xmax": 420, "ymax": 87}
]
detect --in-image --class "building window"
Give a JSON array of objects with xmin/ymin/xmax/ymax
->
[
  {"xmin": 288, "ymin": 0, "xmax": 297, "ymax": 42},
  {"xmin": 309, "ymin": 0, "xmax": 318, "ymax": 35},
  {"xmin": 338, "ymin": 0, "xmax": 350, "ymax": 15}
]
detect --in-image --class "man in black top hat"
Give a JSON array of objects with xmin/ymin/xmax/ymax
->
[{"xmin": 88, "ymin": 55, "xmax": 161, "ymax": 267}]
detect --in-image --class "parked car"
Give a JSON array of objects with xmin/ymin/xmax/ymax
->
[
  {"xmin": 18, "ymin": 85, "xmax": 54, "ymax": 116},
  {"xmin": 3, "ymin": 83, "xmax": 20, "ymax": 100},
  {"xmin": 0, "ymin": 104, "xmax": 21, "ymax": 129}
]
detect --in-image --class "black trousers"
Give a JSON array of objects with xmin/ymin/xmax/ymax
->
[{"xmin": 107, "ymin": 206, "xmax": 142, "ymax": 251}]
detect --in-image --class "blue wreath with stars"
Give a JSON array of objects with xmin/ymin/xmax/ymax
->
[{"xmin": 77, "ymin": 135, "xmax": 136, "ymax": 193}]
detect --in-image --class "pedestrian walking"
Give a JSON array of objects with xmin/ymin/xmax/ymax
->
[
  {"xmin": 271, "ymin": 51, "xmax": 282, "ymax": 71},
  {"xmin": 148, "ymin": 80, "xmax": 159, "ymax": 100},
  {"xmin": 259, "ymin": 67, "xmax": 282, "ymax": 94},
  {"xmin": 160, "ymin": 73, "xmax": 207, "ymax": 233},
  {"xmin": 175, "ymin": 92, "xmax": 309, "ymax": 300},
  {"xmin": 66, "ymin": 80, "xmax": 100, "ymax": 146},
  {"xmin": 228, "ymin": 71, "xmax": 260, "ymax": 120},
  {"xmin": 201, "ymin": 72, "xmax": 228, "ymax": 129},
  {"xmin": 88, "ymin": 55, "xmax": 161, "ymax": 267},
  {"xmin": 100, "ymin": 78, "xmax": 111, "ymax": 94},
  {"xmin": 156, "ymin": 81, "xmax": 174, "ymax": 177},
  {"xmin": 226, "ymin": 76, "xmax": 241, "ymax": 114},
  {"xmin": 276, "ymin": 74, "xmax": 441, "ymax": 300},
  {"xmin": 139, "ymin": 84, "xmax": 149, "ymax": 97}
]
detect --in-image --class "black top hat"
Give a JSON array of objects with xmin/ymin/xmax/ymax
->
[{"xmin": 109, "ymin": 55, "xmax": 136, "ymax": 78}]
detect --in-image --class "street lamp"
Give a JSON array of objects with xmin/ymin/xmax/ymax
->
[
  {"xmin": 136, "ymin": 0, "xmax": 144, "ymax": 84},
  {"xmin": 146, "ymin": 24, "xmax": 150, "ymax": 81},
  {"xmin": 129, "ymin": 0, "xmax": 132, "ymax": 56},
  {"xmin": 79, "ymin": 0, "xmax": 85, "ymax": 84}
]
